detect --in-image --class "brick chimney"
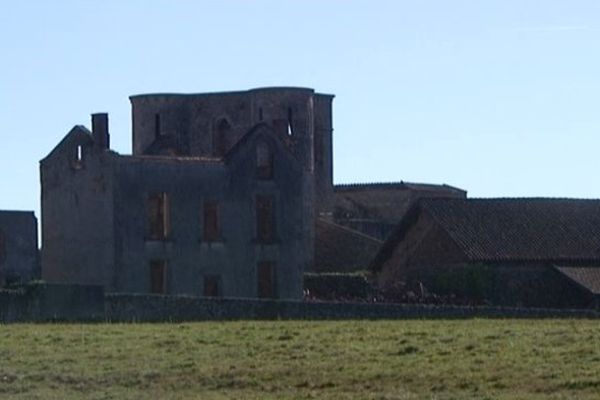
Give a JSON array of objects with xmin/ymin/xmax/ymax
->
[{"xmin": 91, "ymin": 113, "xmax": 110, "ymax": 150}]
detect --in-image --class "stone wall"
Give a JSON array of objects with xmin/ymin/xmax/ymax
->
[
  {"xmin": 105, "ymin": 293, "xmax": 599, "ymax": 322},
  {"xmin": 0, "ymin": 283, "xmax": 104, "ymax": 322},
  {"xmin": 2, "ymin": 283, "xmax": 598, "ymax": 323}
]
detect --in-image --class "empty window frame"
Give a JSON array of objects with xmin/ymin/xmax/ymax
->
[
  {"xmin": 256, "ymin": 142, "xmax": 273, "ymax": 180},
  {"xmin": 150, "ymin": 260, "xmax": 167, "ymax": 294},
  {"xmin": 148, "ymin": 192, "xmax": 170, "ymax": 240},
  {"xmin": 256, "ymin": 195, "xmax": 275, "ymax": 243},
  {"xmin": 203, "ymin": 275, "xmax": 221, "ymax": 297},
  {"xmin": 203, "ymin": 201, "xmax": 220, "ymax": 242},
  {"xmin": 257, "ymin": 261, "xmax": 276, "ymax": 298},
  {"xmin": 71, "ymin": 144, "xmax": 84, "ymax": 169},
  {"xmin": 287, "ymin": 107, "xmax": 294, "ymax": 135}
]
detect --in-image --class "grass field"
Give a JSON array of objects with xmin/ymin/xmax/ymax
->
[{"xmin": 1, "ymin": 319, "xmax": 599, "ymax": 399}]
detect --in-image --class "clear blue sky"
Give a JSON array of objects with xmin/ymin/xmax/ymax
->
[{"xmin": 2, "ymin": 1, "xmax": 600, "ymax": 218}]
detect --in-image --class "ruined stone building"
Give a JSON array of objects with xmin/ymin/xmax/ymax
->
[
  {"xmin": 0, "ymin": 211, "xmax": 39, "ymax": 286},
  {"xmin": 40, "ymin": 87, "xmax": 464, "ymax": 297}
]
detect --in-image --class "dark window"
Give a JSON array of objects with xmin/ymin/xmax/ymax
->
[
  {"xmin": 203, "ymin": 201, "xmax": 219, "ymax": 242},
  {"xmin": 257, "ymin": 261, "xmax": 276, "ymax": 298},
  {"xmin": 203, "ymin": 275, "xmax": 221, "ymax": 297},
  {"xmin": 148, "ymin": 192, "xmax": 170, "ymax": 240},
  {"xmin": 154, "ymin": 114, "xmax": 161, "ymax": 138},
  {"xmin": 214, "ymin": 119, "xmax": 231, "ymax": 156},
  {"xmin": 256, "ymin": 195, "xmax": 274, "ymax": 243},
  {"xmin": 315, "ymin": 132, "xmax": 323, "ymax": 164},
  {"xmin": 256, "ymin": 142, "xmax": 273, "ymax": 180},
  {"xmin": 258, "ymin": 107, "xmax": 263, "ymax": 121},
  {"xmin": 150, "ymin": 260, "xmax": 167, "ymax": 294}
]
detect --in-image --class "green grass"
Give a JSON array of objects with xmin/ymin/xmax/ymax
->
[{"xmin": 1, "ymin": 319, "xmax": 599, "ymax": 399}]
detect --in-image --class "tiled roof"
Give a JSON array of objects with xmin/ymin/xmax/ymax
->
[
  {"xmin": 422, "ymin": 198, "xmax": 600, "ymax": 262},
  {"xmin": 333, "ymin": 181, "xmax": 466, "ymax": 223},
  {"xmin": 555, "ymin": 266, "xmax": 600, "ymax": 295},
  {"xmin": 315, "ymin": 218, "xmax": 383, "ymax": 272},
  {"xmin": 334, "ymin": 181, "xmax": 465, "ymax": 193}
]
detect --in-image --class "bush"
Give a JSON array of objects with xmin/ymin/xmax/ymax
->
[
  {"xmin": 303, "ymin": 272, "xmax": 375, "ymax": 301},
  {"xmin": 430, "ymin": 264, "xmax": 495, "ymax": 302}
]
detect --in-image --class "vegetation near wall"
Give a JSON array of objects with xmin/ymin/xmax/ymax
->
[
  {"xmin": 430, "ymin": 263, "xmax": 495, "ymax": 302},
  {"xmin": 303, "ymin": 272, "xmax": 375, "ymax": 301}
]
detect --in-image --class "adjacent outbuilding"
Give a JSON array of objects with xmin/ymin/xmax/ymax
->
[
  {"xmin": 370, "ymin": 198, "xmax": 600, "ymax": 308},
  {"xmin": 0, "ymin": 211, "xmax": 39, "ymax": 286}
]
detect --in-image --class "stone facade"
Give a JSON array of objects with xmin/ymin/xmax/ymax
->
[
  {"xmin": 0, "ymin": 211, "xmax": 39, "ymax": 286},
  {"xmin": 40, "ymin": 87, "xmax": 465, "ymax": 299},
  {"xmin": 41, "ymin": 88, "xmax": 330, "ymax": 299}
]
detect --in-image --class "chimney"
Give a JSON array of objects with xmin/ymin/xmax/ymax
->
[{"xmin": 91, "ymin": 113, "xmax": 110, "ymax": 150}]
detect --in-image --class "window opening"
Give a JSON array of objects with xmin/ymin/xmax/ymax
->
[
  {"xmin": 203, "ymin": 201, "xmax": 219, "ymax": 241},
  {"xmin": 259, "ymin": 107, "xmax": 264, "ymax": 121},
  {"xmin": 257, "ymin": 261, "xmax": 276, "ymax": 298},
  {"xmin": 150, "ymin": 260, "xmax": 167, "ymax": 294},
  {"xmin": 203, "ymin": 275, "xmax": 221, "ymax": 297},
  {"xmin": 287, "ymin": 107, "xmax": 293, "ymax": 136},
  {"xmin": 154, "ymin": 114, "xmax": 161, "ymax": 139},
  {"xmin": 148, "ymin": 192, "xmax": 170, "ymax": 240},
  {"xmin": 72, "ymin": 144, "xmax": 84, "ymax": 169},
  {"xmin": 256, "ymin": 195, "xmax": 274, "ymax": 243}
]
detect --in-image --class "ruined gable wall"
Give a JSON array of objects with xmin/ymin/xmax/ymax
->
[{"xmin": 40, "ymin": 137, "xmax": 116, "ymax": 288}]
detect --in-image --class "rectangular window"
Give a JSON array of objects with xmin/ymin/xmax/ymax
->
[
  {"xmin": 203, "ymin": 201, "xmax": 219, "ymax": 242},
  {"xmin": 256, "ymin": 195, "xmax": 274, "ymax": 243},
  {"xmin": 150, "ymin": 260, "xmax": 167, "ymax": 294},
  {"xmin": 148, "ymin": 192, "xmax": 170, "ymax": 240},
  {"xmin": 203, "ymin": 275, "xmax": 221, "ymax": 297},
  {"xmin": 257, "ymin": 261, "xmax": 276, "ymax": 299},
  {"xmin": 154, "ymin": 114, "xmax": 161, "ymax": 138}
]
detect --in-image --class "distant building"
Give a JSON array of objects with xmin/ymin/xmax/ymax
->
[
  {"xmin": 40, "ymin": 87, "xmax": 464, "ymax": 297},
  {"xmin": 371, "ymin": 198, "xmax": 600, "ymax": 308},
  {"xmin": 0, "ymin": 211, "xmax": 39, "ymax": 286}
]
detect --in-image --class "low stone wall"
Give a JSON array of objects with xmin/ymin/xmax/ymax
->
[
  {"xmin": 0, "ymin": 283, "xmax": 104, "ymax": 322},
  {"xmin": 2, "ymin": 283, "xmax": 599, "ymax": 323},
  {"xmin": 105, "ymin": 293, "xmax": 600, "ymax": 322}
]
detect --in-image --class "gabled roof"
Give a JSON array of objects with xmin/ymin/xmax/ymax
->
[
  {"xmin": 334, "ymin": 181, "xmax": 465, "ymax": 194},
  {"xmin": 333, "ymin": 181, "xmax": 466, "ymax": 223},
  {"xmin": 372, "ymin": 198, "xmax": 600, "ymax": 270},
  {"xmin": 223, "ymin": 122, "xmax": 298, "ymax": 163},
  {"xmin": 40, "ymin": 125, "xmax": 93, "ymax": 163}
]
